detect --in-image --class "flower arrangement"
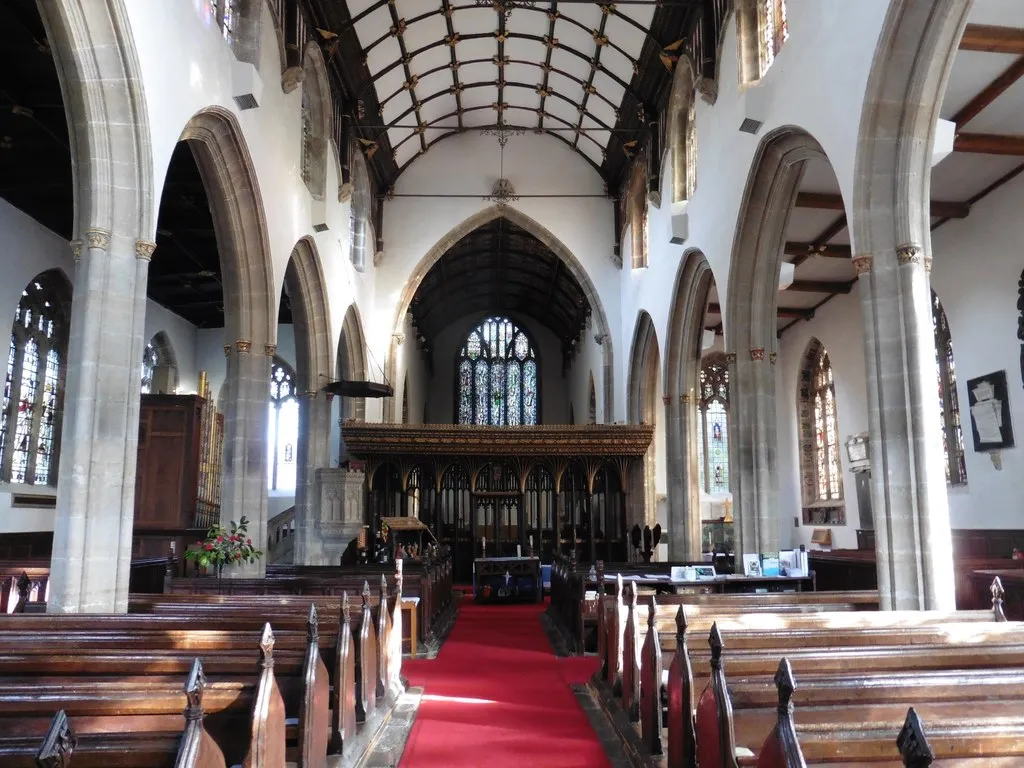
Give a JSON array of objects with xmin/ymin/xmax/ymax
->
[{"xmin": 185, "ymin": 516, "xmax": 263, "ymax": 575}]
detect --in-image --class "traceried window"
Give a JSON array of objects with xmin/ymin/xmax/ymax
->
[
  {"xmin": 267, "ymin": 359, "xmax": 298, "ymax": 492},
  {"xmin": 457, "ymin": 317, "xmax": 538, "ymax": 427},
  {"xmin": 624, "ymin": 154, "xmax": 649, "ymax": 269},
  {"xmin": 933, "ymin": 293, "xmax": 967, "ymax": 486},
  {"xmin": 211, "ymin": 0, "xmax": 234, "ymax": 43},
  {"xmin": 141, "ymin": 342, "xmax": 159, "ymax": 395},
  {"xmin": 0, "ymin": 273, "xmax": 68, "ymax": 486},
  {"xmin": 799, "ymin": 342, "xmax": 843, "ymax": 503},
  {"xmin": 759, "ymin": 0, "xmax": 788, "ymax": 76},
  {"xmin": 684, "ymin": 96, "xmax": 697, "ymax": 200},
  {"xmin": 696, "ymin": 356, "xmax": 729, "ymax": 494}
]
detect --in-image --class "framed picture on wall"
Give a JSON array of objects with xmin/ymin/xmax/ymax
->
[{"xmin": 966, "ymin": 370, "xmax": 1015, "ymax": 451}]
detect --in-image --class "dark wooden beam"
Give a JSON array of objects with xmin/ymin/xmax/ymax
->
[
  {"xmin": 953, "ymin": 56, "xmax": 1024, "ymax": 128},
  {"xmin": 786, "ymin": 280, "xmax": 853, "ymax": 295},
  {"xmin": 784, "ymin": 242, "xmax": 851, "ymax": 259},
  {"xmin": 955, "ymin": 132, "xmax": 1024, "ymax": 156},
  {"xmin": 707, "ymin": 303, "xmax": 813, "ymax": 320},
  {"xmin": 795, "ymin": 191, "xmax": 969, "ymax": 219},
  {"xmin": 959, "ymin": 24, "xmax": 1024, "ymax": 55}
]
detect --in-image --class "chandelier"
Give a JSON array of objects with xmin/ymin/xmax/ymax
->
[
  {"xmin": 481, "ymin": 119, "xmax": 521, "ymax": 208},
  {"xmin": 484, "ymin": 178, "xmax": 519, "ymax": 208},
  {"xmin": 480, "ymin": 123, "xmax": 526, "ymax": 149},
  {"xmin": 476, "ymin": 0, "xmax": 538, "ymax": 19}
]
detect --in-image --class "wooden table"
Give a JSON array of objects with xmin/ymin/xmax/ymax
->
[
  {"xmin": 601, "ymin": 573, "xmax": 814, "ymax": 595},
  {"xmin": 474, "ymin": 557, "xmax": 542, "ymax": 604}
]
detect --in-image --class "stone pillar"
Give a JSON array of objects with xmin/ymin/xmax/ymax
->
[
  {"xmin": 220, "ymin": 340, "xmax": 271, "ymax": 577},
  {"xmin": 294, "ymin": 390, "xmax": 332, "ymax": 565},
  {"xmin": 854, "ymin": 249, "xmax": 955, "ymax": 610},
  {"xmin": 728, "ymin": 349, "xmax": 780, "ymax": 559},
  {"xmin": 316, "ymin": 467, "xmax": 367, "ymax": 563},
  {"xmin": 663, "ymin": 393, "xmax": 685, "ymax": 559},
  {"xmin": 680, "ymin": 392, "xmax": 703, "ymax": 559},
  {"xmin": 49, "ymin": 234, "xmax": 154, "ymax": 613}
]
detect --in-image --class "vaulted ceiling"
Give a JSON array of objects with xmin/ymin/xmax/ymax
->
[
  {"xmin": 409, "ymin": 216, "xmax": 590, "ymax": 350},
  {"xmin": 307, "ymin": 0, "xmax": 708, "ymax": 194}
]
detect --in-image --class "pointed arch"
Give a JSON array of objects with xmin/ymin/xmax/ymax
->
[
  {"xmin": 180, "ymin": 107, "xmax": 275, "ymax": 347},
  {"xmin": 300, "ymin": 42, "xmax": 333, "ymax": 202},
  {"xmin": 141, "ymin": 331, "xmax": 179, "ymax": 394},
  {"xmin": 337, "ymin": 304, "xmax": 368, "ymax": 423},
  {"xmin": 665, "ymin": 249, "xmax": 719, "ymax": 558},
  {"xmin": 797, "ymin": 338, "xmax": 843, "ymax": 505},
  {"xmin": 283, "ymin": 237, "xmax": 333, "ymax": 393},
  {"xmin": 385, "ymin": 204, "xmax": 615, "ymax": 423},
  {"xmin": 627, "ymin": 310, "xmax": 661, "ymax": 533}
]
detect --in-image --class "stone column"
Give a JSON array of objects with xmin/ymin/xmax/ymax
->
[
  {"xmin": 680, "ymin": 392, "xmax": 703, "ymax": 559},
  {"xmin": 294, "ymin": 390, "xmax": 332, "ymax": 565},
  {"xmin": 220, "ymin": 340, "xmax": 271, "ymax": 577},
  {"xmin": 854, "ymin": 249, "xmax": 955, "ymax": 610},
  {"xmin": 729, "ymin": 348, "xmax": 780, "ymax": 559},
  {"xmin": 49, "ymin": 234, "xmax": 153, "ymax": 613},
  {"xmin": 663, "ymin": 393, "xmax": 685, "ymax": 559}
]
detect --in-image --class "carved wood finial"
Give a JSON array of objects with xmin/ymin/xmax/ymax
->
[
  {"xmin": 616, "ymin": 572, "xmax": 623, "ymax": 597},
  {"xmin": 596, "ymin": 560, "xmax": 605, "ymax": 596},
  {"xmin": 308, "ymin": 603, "xmax": 319, "ymax": 644},
  {"xmin": 184, "ymin": 658, "xmax": 206, "ymax": 722},
  {"xmin": 647, "ymin": 595, "xmax": 657, "ymax": 630},
  {"xmin": 708, "ymin": 623, "xmax": 724, "ymax": 669},
  {"xmin": 16, "ymin": 571, "xmax": 30, "ymax": 598},
  {"xmin": 380, "ymin": 573, "xmax": 388, "ymax": 599},
  {"xmin": 774, "ymin": 658, "xmax": 796, "ymax": 715},
  {"xmin": 629, "ymin": 580, "xmax": 638, "ymax": 609},
  {"xmin": 675, "ymin": 604, "xmax": 687, "ymax": 639},
  {"xmin": 897, "ymin": 707, "xmax": 934, "ymax": 767},
  {"xmin": 991, "ymin": 576, "xmax": 1007, "ymax": 621},
  {"xmin": 259, "ymin": 623, "xmax": 275, "ymax": 668},
  {"xmin": 342, "ymin": 591, "xmax": 351, "ymax": 625},
  {"xmin": 362, "ymin": 580, "xmax": 371, "ymax": 605},
  {"xmin": 36, "ymin": 709, "xmax": 76, "ymax": 768}
]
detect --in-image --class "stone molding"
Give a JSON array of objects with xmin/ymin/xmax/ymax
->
[
  {"xmin": 770, "ymin": 352, "xmax": 777, "ymax": 365},
  {"xmin": 135, "ymin": 240, "xmax": 157, "ymax": 261},
  {"xmin": 851, "ymin": 255, "xmax": 872, "ymax": 275},
  {"xmin": 594, "ymin": 333, "xmax": 607, "ymax": 346},
  {"xmin": 264, "ymin": 344, "xmax": 276, "ymax": 357},
  {"xmin": 70, "ymin": 240, "xmax": 82, "ymax": 262},
  {"xmin": 750, "ymin": 347, "xmax": 765, "ymax": 361},
  {"xmin": 235, "ymin": 340, "xmax": 252, "ymax": 354},
  {"xmin": 896, "ymin": 244, "xmax": 924, "ymax": 265},
  {"xmin": 85, "ymin": 228, "xmax": 111, "ymax": 251},
  {"xmin": 392, "ymin": 332, "xmax": 405, "ymax": 346}
]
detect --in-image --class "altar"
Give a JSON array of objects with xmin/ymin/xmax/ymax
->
[{"xmin": 474, "ymin": 556, "xmax": 542, "ymax": 604}]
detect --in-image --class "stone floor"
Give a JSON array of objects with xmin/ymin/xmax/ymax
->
[{"xmin": 358, "ymin": 686, "xmax": 424, "ymax": 768}]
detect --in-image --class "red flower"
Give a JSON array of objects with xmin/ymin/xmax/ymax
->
[
  {"xmin": 204, "ymin": 543, "xmax": 214, "ymax": 551},
  {"xmin": 216, "ymin": 536, "xmax": 224, "ymax": 543},
  {"xmin": 246, "ymin": 538, "xmax": 252, "ymax": 546}
]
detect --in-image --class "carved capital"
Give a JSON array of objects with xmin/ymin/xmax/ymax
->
[
  {"xmin": 896, "ymin": 244, "xmax": 925, "ymax": 265},
  {"xmin": 374, "ymin": 250, "xmax": 385, "ymax": 267},
  {"xmin": 264, "ymin": 344, "xmax": 277, "ymax": 358},
  {"xmin": 392, "ymin": 333, "xmax": 406, "ymax": 346},
  {"xmin": 725, "ymin": 352, "xmax": 737, "ymax": 364},
  {"xmin": 84, "ymin": 228, "xmax": 111, "ymax": 251},
  {"xmin": 662, "ymin": 395, "xmax": 672, "ymax": 406},
  {"xmin": 224, "ymin": 344, "xmax": 232, "ymax": 358},
  {"xmin": 594, "ymin": 333, "xmax": 607, "ymax": 346},
  {"xmin": 135, "ymin": 240, "xmax": 157, "ymax": 261},
  {"xmin": 680, "ymin": 394, "xmax": 691, "ymax": 405},
  {"xmin": 70, "ymin": 240, "xmax": 82, "ymax": 262},
  {"xmin": 924, "ymin": 256, "xmax": 933, "ymax": 274},
  {"xmin": 750, "ymin": 347, "xmax": 765, "ymax": 362},
  {"xmin": 851, "ymin": 255, "xmax": 872, "ymax": 275},
  {"xmin": 235, "ymin": 339, "xmax": 252, "ymax": 354},
  {"xmin": 338, "ymin": 182, "xmax": 353, "ymax": 203}
]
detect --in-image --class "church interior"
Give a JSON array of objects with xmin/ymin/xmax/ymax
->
[{"xmin": 2, "ymin": 0, "xmax": 1024, "ymax": 765}]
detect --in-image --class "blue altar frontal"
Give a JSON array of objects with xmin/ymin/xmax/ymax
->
[{"xmin": 473, "ymin": 556, "xmax": 542, "ymax": 604}]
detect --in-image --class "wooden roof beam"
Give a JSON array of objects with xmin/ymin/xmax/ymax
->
[
  {"xmin": 959, "ymin": 25, "xmax": 1024, "ymax": 55},
  {"xmin": 952, "ymin": 55, "xmax": 1024, "ymax": 128},
  {"xmin": 784, "ymin": 242, "xmax": 851, "ymax": 259},
  {"xmin": 795, "ymin": 192, "xmax": 969, "ymax": 219},
  {"xmin": 955, "ymin": 133, "xmax": 1024, "ymax": 156}
]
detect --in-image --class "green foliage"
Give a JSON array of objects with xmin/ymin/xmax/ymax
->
[{"xmin": 184, "ymin": 516, "xmax": 263, "ymax": 571}]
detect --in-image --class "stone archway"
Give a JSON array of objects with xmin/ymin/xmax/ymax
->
[
  {"xmin": 180, "ymin": 107, "xmax": 276, "ymax": 576},
  {"xmin": 283, "ymin": 237, "xmax": 333, "ymax": 565},
  {"xmin": 848, "ymin": 0, "xmax": 970, "ymax": 610},
  {"xmin": 41, "ymin": 0, "xmax": 155, "ymax": 613},
  {"xmin": 337, "ymin": 303, "xmax": 369, "ymax": 426},
  {"xmin": 627, "ymin": 311, "xmax": 661, "ymax": 540},
  {"xmin": 664, "ymin": 250, "xmax": 718, "ymax": 559},
  {"xmin": 724, "ymin": 127, "xmax": 830, "ymax": 560},
  {"xmin": 385, "ymin": 205, "xmax": 616, "ymax": 424}
]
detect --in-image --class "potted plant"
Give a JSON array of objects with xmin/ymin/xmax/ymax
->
[{"xmin": 185, "ymin": 516, "xmax": 263, "ymax": 580}]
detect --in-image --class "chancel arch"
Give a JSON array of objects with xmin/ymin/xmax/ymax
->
[
  {"xmin": 384, "ymin": 205, "xmax": 615, "ymax": 425},
  {"xmin": 665, "ymin": 250, "xmax": 721, "ymax": 559}
]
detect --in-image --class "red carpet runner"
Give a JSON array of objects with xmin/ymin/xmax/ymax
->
[{"xmin": 400, "ymin": 600, "xmax": 611, "ymax": 767}]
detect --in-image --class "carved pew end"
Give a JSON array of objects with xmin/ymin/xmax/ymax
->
[
  {"xmin": 36, "ymin": 709, "xmax": 76, "ymax": 768},
  {"xmin": 897, "ymin": 707, "xmax": 935, "ymax": 768}
]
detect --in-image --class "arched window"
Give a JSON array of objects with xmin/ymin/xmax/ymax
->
[
  {"xmin": 456, "ymin": 317, "xmax": 538, "ymax": 426},
  {"xmin": 667, "ymin": 63, "xmax": 697, "ymax": 205},
  {"xmin": 684, "ymin": 97, "xmax": 697, "ymax": 200},
  {"xmin": 211, "ymin": 0, "xmax": 235, "ymax": 42},
  {"xmin": 0, "ymin": 272, "xmax": 69, "ymax": 486},
  {"xmin": 696, "ymin": 355, "xmax": 729, "ymax": 494},
  {"xmin": 300, "ymin": 44, "xmax": 331, "ymax": 201},
  {"xmin": 624, "ymin": 154, "xmax": 649, "ymax": 269},
  {"xmin": 141, "ymin": 342, "xmax": 159, "ymax": 394},
  {"xmin": 268, "ymin": 358, "xmax": 298, "ymax": 491},
  {"xmin": 933, "ymin": 293, "xmax": 967, "ymax": 486},
  {"xmin": 760, "ymin": 0, "xmax": 789, "ymax": 75},
  {"xmin": 798, "ymin": 340, "xmax": 843, "ymax": 503},
  {"xmin": 739, "ymin": 0, "xmax": 789, "ymax": 83},
  {"xmin": 349, "ymin": 147, "xmax": 372, "ymax": 271}
]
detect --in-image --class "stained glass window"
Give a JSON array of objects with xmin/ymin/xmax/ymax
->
[
  {"xmin": 933, "ymin": 293, "xmax": 967, "ymax": 486},
  {"xmin": 456, "ymin": 317, "xmax": 538, "ymax": 426},
  {"xmin": 141, "ymin": 342, "xmax": 159, "ymax": 394},
  {"xmin": 805, "ymin": 345, "xmax": 842, "ymax": 502},
  {"xmin": 0, "ymin": 272, "xmax": 68, "ymax": 486},
  {"xmin": 268, "ymin": 359, "xmax": 298, "ymax": 492},
  {"xmin": 685, "ymin": 96, "xmax": 697, "ymax": 200},
  {"xmin": 697, "ymin": 355, "xmax": 730, "ymax": 494},
  {"xmin": 210, "ymin": 0, "xmax": 234, "ymax": 42},
  {"xmin": 759, "ymin": 0, "xmax": 788, "ymax": 77}
]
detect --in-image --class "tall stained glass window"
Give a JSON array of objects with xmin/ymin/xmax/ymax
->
[
  {"xmin": 268, "ymin": 359, "xmax": 298, "ymax": 492},
  {"xmin": 0, "ymin": 272, "xmax": 68, "ymax": 486},
  {"xmin": 759, "ymin": 0, "xmax": 788, "ymax": 77},
  {"xmin": 141, "ymin": 342, "xmax": 159, "ymax": 394},
  {"xmin": 457, "ymin": 317, "xmax": 538, "ymax": 426},
  {"xmin": 210, "ymin": 0, "xmax": 234, "ymax": 42},
  {"xmin": 799, "ymin": 343, "xmax": 843, "ymax": 503},
  {"xmin": 697, "ymin": 355, "xmax": 729, "ymax": 494},
  {"xmin": 933, "ymin": 293, "xmax": 967, "ymax": 486}
]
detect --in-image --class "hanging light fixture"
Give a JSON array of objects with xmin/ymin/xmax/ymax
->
[{"xmin": 481, "ymin": 120, "xmax": 521, "ymax": 208}]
